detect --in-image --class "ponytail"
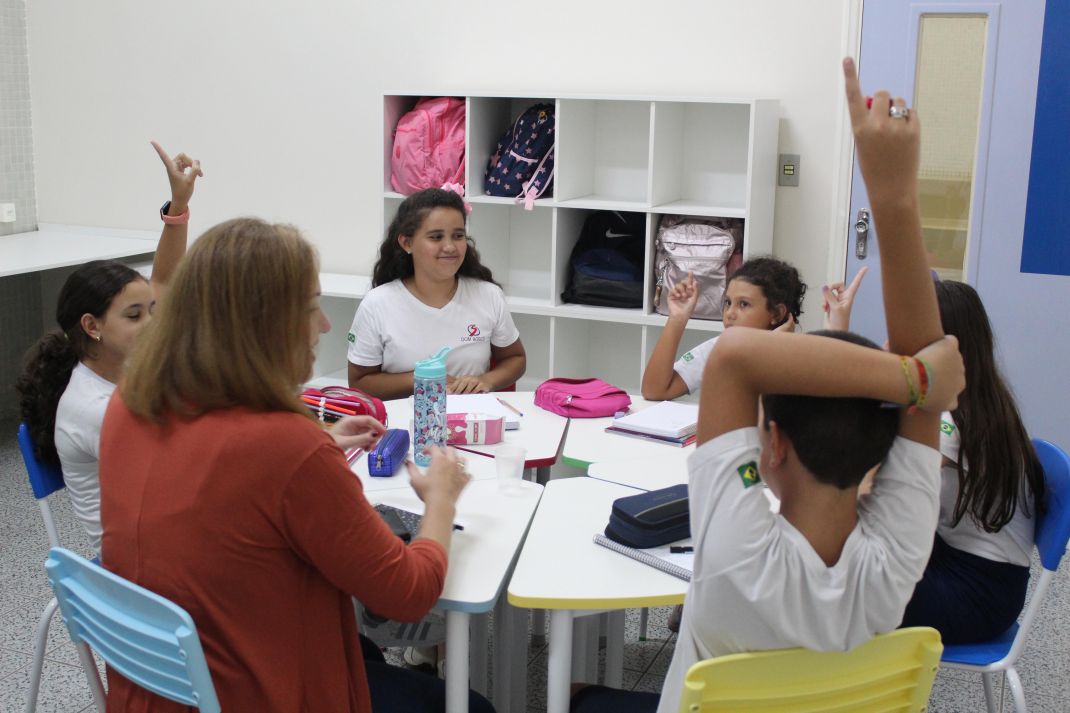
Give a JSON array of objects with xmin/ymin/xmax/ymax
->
[{"xmin": 16, "ymin": 332, "xmax": 79, "ymax": 466}]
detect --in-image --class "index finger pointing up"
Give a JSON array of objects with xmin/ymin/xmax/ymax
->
[
  {"xmin": 150, "ymin": 140, "xmax": 171, "ymax": 167},
  {"xmin": 842, "ymin": 58, "xmax": 868, "ymax": 129}
]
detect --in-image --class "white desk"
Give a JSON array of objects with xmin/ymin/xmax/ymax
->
[
  {"xmin": 384, "ymin": 392, "xmax": 569, "ymax": 475},
  {"xmin": 0, "ymin": 224, "xmax": 157, "ymax": 278},
  {"xmin": 370, "ymin": 479, "xmax": 543, "ymax": 713},
  {"xmin": 586, "ymin": 455, "xmax": 690, "ymax": 492},
  {"xmin": 561, "ymin": 395, "xmax": 696, "ymax": 469},
  {"xmin": 509, "ymin": 478, "xmax": 688, "ymax": 713}
]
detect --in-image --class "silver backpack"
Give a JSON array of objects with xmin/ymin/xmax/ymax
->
[{"xmin": 654, "ymin": 216, "xmax": 739, "ymax": 320}]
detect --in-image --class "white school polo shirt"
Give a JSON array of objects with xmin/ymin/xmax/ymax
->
[
  {"xmin": 672, "ymin": 335, "xmax": 719, "ymax": 394},
  {"xmin": 657, "ymin": 427, "xmax": 941, "ymax": 713},
  {"xmin": 347, "ymin": 277, "xmax": 520, "ymax": 377}
]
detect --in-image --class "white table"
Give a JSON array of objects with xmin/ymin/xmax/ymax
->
[
  {"xmin": 0, "ymin": 224, "xmax": 157, "ymax": 278},
  {"xmin": 509, "ymin": 478, "xmax": 688, "ymax": 713},
  {"xmin": 370, "ymin": 479, "xmax": 542, "ymax": 713},
  {"xmin": 586, "ymin": 455, "xmax": 691, "ymax": 492},
  {"xmin": 384, "ymin": 392, "xmax": 569, "ymax": 477},
  {"xmin": 561, "ymin": 395, "xmax": 696, "ymax": 469}
]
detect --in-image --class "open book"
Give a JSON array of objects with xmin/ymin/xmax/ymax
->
[
  {"xmin": 593, "ymin": 533, "xmax": 693, "ymax": 582},
  {"xmin": 612, "ymin": 401, "xmax": 698, "ymax": 439}
]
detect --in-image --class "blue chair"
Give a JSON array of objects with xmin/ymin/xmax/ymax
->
[
  {"xmin": 17, "ymin": 423, "xmax": 97, "ymax": 713},
  {"xmin": 45, "ymin": 547, "xmax": 221, "ymax": 713},
  {"xmin": 940, "ymin": 438, "xmax": 1070, "ymax": 713}
]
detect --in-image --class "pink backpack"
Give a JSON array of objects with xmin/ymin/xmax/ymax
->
[
  {"xmin": 534, "ymin": 378, "xmax": 632, "ymax": 418},
  {"xmin": 390, "ymin": 97, "xmax": 466, "ymax": 196}
]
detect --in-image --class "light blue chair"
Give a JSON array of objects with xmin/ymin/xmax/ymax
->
[
  {"xmin": 45, "ymin": 547, "xmax": 221, "ymax": 713},
  {"xmin": 940, "ymin": 439, "xmax": 1070, "ymax": 713},
  {"xmin": 17, "ymin": 423, "xmax": 96, "ymax": 713}
]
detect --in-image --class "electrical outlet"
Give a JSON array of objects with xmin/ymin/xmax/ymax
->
[
  {"xmin": 778, "ymin": 154, "xmax": 800, "ymax": 187},
  {"xmin": 0, "ymin": 203, "xmax": 15, "ymax": 223}
]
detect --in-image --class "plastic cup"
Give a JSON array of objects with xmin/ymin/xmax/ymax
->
[{"xmin": 495, "ymin": 444, "xmax": 527, "ymax": 494}]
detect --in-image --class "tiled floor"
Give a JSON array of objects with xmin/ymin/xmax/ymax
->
[{"xmin": 2, "ymin": 417, "xmax": 1068, "ymax": 712}]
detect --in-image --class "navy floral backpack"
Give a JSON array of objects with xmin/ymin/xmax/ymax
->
[{"xmin": 484, "ymin": 103, "xmax": 555, "ymax": 209}]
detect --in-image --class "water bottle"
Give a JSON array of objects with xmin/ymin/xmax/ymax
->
[{"xmin": 413, "ymin": 347, "xmax": 451, "ymax": 467}]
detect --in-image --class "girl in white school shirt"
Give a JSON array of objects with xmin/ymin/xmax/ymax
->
[
  {"xmin": 347, "ymin": 187, "xmax": 526, "ymax": 399},
  {"xmin": 641, "ymin": 257, "xmax": 807, "ymax": 402},
  {"xmin": 16, "ymin": 142, "xmax": 202, "ymax": 557}
]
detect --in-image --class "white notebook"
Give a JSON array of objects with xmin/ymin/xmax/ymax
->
[
  {"xmin": 612, "ymin": 401, "xmax": 699, "ymax": 439},
  {"xmin": 593, "ymin": 534, "xmax": 693, "ymax": 582},
  {"xmin": 447, "ymin": 393, "xmax": 520, "ymax": 430}
]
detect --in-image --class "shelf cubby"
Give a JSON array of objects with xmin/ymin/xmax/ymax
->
[
  {"xmin": 551, "ymin": 317, "xmax": 644, "ymax": 394},
  {"xmin": 467, "ymin": 96, "xmax": 555, "ymax": 199},
  {"xmin": 468, "ymin": 203, "xmax": 553, "ymax": 302},
  {"xmin": 555, "ymin": 99, "xmax": 651, "ymax": 207}
]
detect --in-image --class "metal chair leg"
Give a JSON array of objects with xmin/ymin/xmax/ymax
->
[
  {"xmin": 24, "ymin": 597, "xmax": 60, "ymax": 713},
  {"xmin": 1005, "ymin": 667, "xmax": 1028, "ymax": 713},
  {"xmin": 981, "ymin": 672, "xmax": 1000, "ymax": 713}
]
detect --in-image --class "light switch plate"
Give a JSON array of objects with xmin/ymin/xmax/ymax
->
[
  {"xmin": 778, "ymin": 154, "xmax": 800, "ymax": 187},
  {"xmin": 0, "ymin": 203, "xmax": 15, "ymax": 223}
]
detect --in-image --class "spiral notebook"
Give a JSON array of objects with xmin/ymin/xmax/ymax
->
[{"xmin": 593, "ymin": 534, "xmax": 694, "ymax": 582}]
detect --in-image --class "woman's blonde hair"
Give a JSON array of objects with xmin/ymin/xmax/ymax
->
[{"xmin": 122, "ymin": 217, "xmax": 318, "ymax": 421}]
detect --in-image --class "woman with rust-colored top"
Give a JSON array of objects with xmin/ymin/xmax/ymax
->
[{"xmin": 99, "ymin": 218, "xmax": 489, "ymax": 713}]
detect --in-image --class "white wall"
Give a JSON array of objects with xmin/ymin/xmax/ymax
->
[{"xmin": 27, "ymin": 0, "xmax": 856, "ymax": 330}]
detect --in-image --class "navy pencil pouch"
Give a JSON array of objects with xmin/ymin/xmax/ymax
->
[{"xmin": 367, "ymin": 429, "xmax": 410, "ymax": 477}]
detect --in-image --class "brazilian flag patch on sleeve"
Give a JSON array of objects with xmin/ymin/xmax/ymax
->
[
  {"xmin": 737, "ymin": 461, "xmax": 761, "ymax": 488},
  {"xmin": 682, "ymin": 351, "xmax": 694, "ymax": 362},
  {"xmin": 347, "ymin": 332, "xmax": 356, "ymax": 344},
  {"xmin": 940, "ymin": 420, "xmax": 956, "ymax": 436}
]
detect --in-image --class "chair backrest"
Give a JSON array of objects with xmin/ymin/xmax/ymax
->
[
  {"xmin": 45, "ymin": 547, "xmax": 221, "ymax": 713},
  {"xmin": 17, "ymin": 423, "xmax": 66, "ymax": 500},
  {"xmin": 1032, "ymin": 439, "xmax": 1070, "ymax": 572},
  {"xmin": 678, "ymin": 627, "xmax": 942, "ymax": 713}
]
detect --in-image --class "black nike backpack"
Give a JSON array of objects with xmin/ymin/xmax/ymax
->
[{"xmin": 561, "ymin": 211, "xmax": 646, "ymax": 308}]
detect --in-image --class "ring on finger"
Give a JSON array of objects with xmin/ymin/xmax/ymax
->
[{"xmin": 888, "ymin": 105, "xmax": 910, "ymax": 120}]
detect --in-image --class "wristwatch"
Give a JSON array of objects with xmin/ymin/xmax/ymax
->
[{"xmin": 160, "ymin": 200, "xmax": 190, "ymax": 225}]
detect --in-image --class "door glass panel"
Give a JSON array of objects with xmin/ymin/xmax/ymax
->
[{"xmin": 914, "ymin": 14, "xmax": 987, "ymax": 281}]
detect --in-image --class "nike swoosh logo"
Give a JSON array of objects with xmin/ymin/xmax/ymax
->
[{"xmin": 605, "ymin": 230, "xmax": 631, "ymax": 238}]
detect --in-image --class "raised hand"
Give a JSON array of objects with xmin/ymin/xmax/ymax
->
[
  {"xmin": 842, "ymin": 58, "xmax": 920, "ymax": 208},
  {"xmin": 823, "ymin": 266, "xmax": 869, "ymax": 331},
  {"xmin": 667, "ymin": 272, "xmax": 699, "ymax": 321},
  {"xmin": 151, "ymin": 140, "xmax": 203, "ymax": 211}
]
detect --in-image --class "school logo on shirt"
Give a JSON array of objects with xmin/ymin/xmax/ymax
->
[
  {"xmin": 737, "ymin": 461, "xmax": 761, "ymax": 488},
  {"xmin": 346, "ymin": 332, "xmax": 356, "ymax": 344},
  {"xmin": 682, "ymin": 351, "xmax": 694, "ymax": 362},
  {"xmin": 460, "ymin": 323, "xmax": 488, "ymax": 343},
  {"xmin": 940, "ymin": 420, "xmax": 956, "ymax": 436}
]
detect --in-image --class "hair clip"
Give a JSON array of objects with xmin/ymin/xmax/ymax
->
[{"xmin": 440, "ymin": 182, "xmax": 473, "ymax": 215}]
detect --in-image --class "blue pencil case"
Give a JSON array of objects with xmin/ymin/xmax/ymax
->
[{"xmin": 367, "ymin": 429, "xmax": 410, "ymax": 477}]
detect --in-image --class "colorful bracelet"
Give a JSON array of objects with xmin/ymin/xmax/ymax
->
[{"xmin": 899, "ymin": 355, "xmax": 919, "ymax": 407}]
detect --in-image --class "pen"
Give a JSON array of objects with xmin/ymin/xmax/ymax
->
[
  {"xmin": 669, "ymin": 546, "xmax": 693, "ymax": 554},
  {"xmin": 496, "ymin": 397, "xmax": 524, "ymax": 418}
]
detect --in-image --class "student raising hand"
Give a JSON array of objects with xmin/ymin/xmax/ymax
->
[
  {"xmin": 823, "ymin": 266, "xmax": 868, "ymax": 331},
  {"xmin": 667, "ymin": 272, "xmax": 700, "ymax": 320}
]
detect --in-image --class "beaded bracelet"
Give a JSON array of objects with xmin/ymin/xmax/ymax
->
[{"xmin": 911, "ymin": 357, "xmax": 932, "ymax": 414}]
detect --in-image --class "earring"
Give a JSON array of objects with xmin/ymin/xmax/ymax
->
[{"xmin": 95, "ymin": 335, "xmax": 102, "ymax": 343}]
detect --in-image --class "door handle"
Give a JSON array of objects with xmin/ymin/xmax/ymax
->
[{"xmin": 854, "ymin": 209, "xmax": 871, "ymax": 259}]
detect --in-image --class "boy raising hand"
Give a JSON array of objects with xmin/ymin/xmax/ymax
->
[{"xmin": 646, "ymin": 60, "xmax": 965, "ymax": 713}]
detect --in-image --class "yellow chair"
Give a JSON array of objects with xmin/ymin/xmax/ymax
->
[{"xmin": 678, "ymin": 627, "xmax": 943, "ymax": 713}]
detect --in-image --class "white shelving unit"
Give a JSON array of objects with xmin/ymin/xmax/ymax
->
[{"xmin": 312, "ymin": 93, "xmax": 778, "ymax": 392}]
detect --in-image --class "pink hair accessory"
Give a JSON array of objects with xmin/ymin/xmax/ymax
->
[{"xmin": 440, "ymin": 182, "xmax": 473, "ymax": 215}]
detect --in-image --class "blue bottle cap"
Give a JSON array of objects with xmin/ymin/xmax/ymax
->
[{"xmin": 414, "ymin": 346, "xmax": 451, "ymax": 379}]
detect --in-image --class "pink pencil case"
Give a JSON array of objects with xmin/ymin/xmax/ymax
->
[{"xmin": 447, "ymin": 412, "xmax": 504, "ymax": 445}]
